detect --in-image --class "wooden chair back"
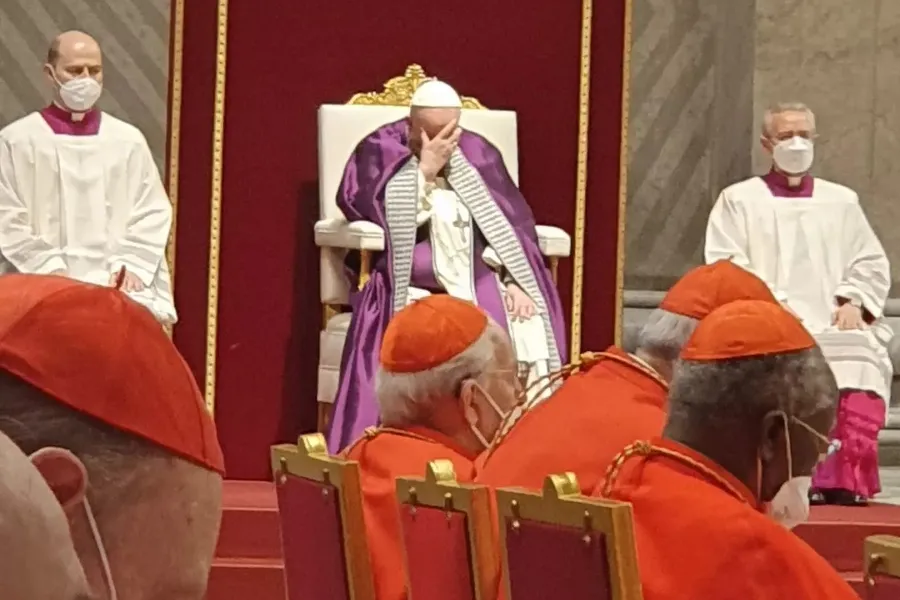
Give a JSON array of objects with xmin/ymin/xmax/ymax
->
[
  {"xmin": 271, "ymin": 433, "xmax": 375, "ymax": 600},
  {"xmin": 395, "ymin": 459, "xmax": 498, "ymax": 600},
  {"xmin": 495, "ymin": 473, "xmax": 642, "ymax": 600},
  {"xmin": 864, "ymin": 535, "xmax": 900, "ymax": 599}
]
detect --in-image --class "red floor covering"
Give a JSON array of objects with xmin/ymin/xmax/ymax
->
[{"xmin": 209, "ymin": 481, "xmax": 900, "ymax": 599}]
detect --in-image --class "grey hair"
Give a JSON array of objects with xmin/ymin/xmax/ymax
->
[
  {"xmin": 761, "ymin": 102, "xmax": 816, "ymax": 137},
  {"xmin": 635, "ymin": 309, "xmax": 700, "ymax": 362},
  {"xmin": 667, "ymin": 347, "xmax": 838, "ymax": 431},
  {"xmin": 0, "ymin": 371, "xmax": 169, "ymax": 515},
  {"xmin": 375, "ymin": 318, "xmax": 509, "ymax": 427}
]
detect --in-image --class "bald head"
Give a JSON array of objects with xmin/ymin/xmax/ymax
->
[
  {"xmin": 45, "ymin": 30, "xmax": 104, "ymax": 103},
  {"xmin": 0, "ymin": 431, "xmax": 91, "ymax": 599},
  {"xmin": 48, "ymin": 31, "xmax": 100, "ymax": 65}
]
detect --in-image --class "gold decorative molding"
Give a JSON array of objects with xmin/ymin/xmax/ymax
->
[
  {"xmin": 347, "ymin": 64, "xmax": 486, "ymax": 109},
  {"xmin": 205, "ymin": 0, "xmax": 229, "ymax": 415},
  {"xmin": 569, "ymin": 0, "xmax": 593, "ymax": 358},
  {"xmin": 166, "ymin": 0, "xmax": 184, "ymax": 289},
  {"xmin": 571, "ymin": 0, "xmax": 633, "ymax": 354},
  {"xmin": 614, "ymin": 0, "xmax": 634, "ymax": 346}
]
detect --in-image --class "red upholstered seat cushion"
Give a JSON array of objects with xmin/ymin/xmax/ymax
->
[
  {"xmin": 401, "ymin": 505, "xmax": 475, "ymax": 600},
  {"xmin": 504, "ymin": 518, "xmax": 611, "ymax": 600},
  {"xmin": 277, "ymin": 476, "xmax": 350, "ymax": 600}
]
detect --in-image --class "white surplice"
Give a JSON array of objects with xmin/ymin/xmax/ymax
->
[
  {"xmin": 705, "ymin": 176, "xmax": 893, "ymax": 406},
  {"xmin": 0, "ymin": 111, "xmax": 176, "ymax": 324},
  {"xmin": 413, "ymin": 171, "xmax": 551, "ymax": 400}
]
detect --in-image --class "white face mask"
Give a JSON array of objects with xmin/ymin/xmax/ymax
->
[
  {"xmin": 767, "ymin": 475, "xmax": 812, "ymax": 530},
  {"xmin": 465, "ymin": 382, "xmax": 507, "ymax": 449},
  {"xmin": 772, "ymin": 136, "xmax": 814, "ymax": 175},
  {"xmin": 764, "ymin": 413, "xmax": 836, "ymax": 530},
  {"xmin": 56, "ymin": 75, "xmax": 103, "ymax": 112}
]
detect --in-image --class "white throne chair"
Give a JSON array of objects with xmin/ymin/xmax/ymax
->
[{"xmin": 315, "ymin": 64, "xmax": 572, "ymax": 432}]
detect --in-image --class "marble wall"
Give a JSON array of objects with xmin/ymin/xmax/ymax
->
[
  {"xmin": 0, "ymin": 0, "xmax": 170, "ymax": 170},
  {"xmin": 624, "ymin": 0, "xmax": 756, "ymax": 290},
  {"xmin": 754, "ymin": 0, "xmax": 900, "ymax": 290}
]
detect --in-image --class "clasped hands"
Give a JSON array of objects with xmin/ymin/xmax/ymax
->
[{"xmin": 419, "ymin": 120, "xmax": 462, "ymax": 182}]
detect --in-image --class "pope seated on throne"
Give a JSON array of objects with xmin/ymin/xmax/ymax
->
[{"xmin": 327, "ymin": 79, "xmax": 567, "ymax": 452}]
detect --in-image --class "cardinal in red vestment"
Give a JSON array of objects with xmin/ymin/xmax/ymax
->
[
  {"xmin": 596, "ymin": 300, "xmax": 858, "ymax": 599},
  {"xmin": 343, "ymin": 295, "xmax": 519, "ymax": 600},
  {"xmin": 476, "ymin": 260, "xmax": 778, "ymax": 494}
]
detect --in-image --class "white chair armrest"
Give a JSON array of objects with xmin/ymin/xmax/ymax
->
[
  {"xmin": 535, "ymin": 225, "xmax": 571, "ymax": 258},
  {"xmin": 314, "ymin": 218, "xmax": 385, "ymax": 251}
]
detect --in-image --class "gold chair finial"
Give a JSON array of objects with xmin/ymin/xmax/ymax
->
[
  {"xmin": 346, "ymin": 64, "xmax": 486, "ymax": 109},
  {"xmin": 299, "ymin": 433, "xmax": 328, "ymax": 456},
  {"xmin": 425, "ymin": 459, "xmax": 458, "ymax": 484},
  {"xmin": 542, "ymin": 472, "xmax": 581, "ymax": 499}
]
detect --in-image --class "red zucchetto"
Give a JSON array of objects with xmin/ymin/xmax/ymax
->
[
  {"xmin": 681, "ymin": 299, "xmax": 816, "ymax": 361},
  {"xmin": 380, "ymin": 295, "xmax": 488, "ymax": 373},
  {"xmin": 660, "ymin": 259, "xmax": 777, "ymax": 320},
  {"xmin": 0, "ymin": 274, "xmax": 224, "ymax": 474}
]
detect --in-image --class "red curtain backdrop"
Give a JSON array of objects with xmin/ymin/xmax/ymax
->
[
  {"xmin": 583, "ymin": 2, "xmax": 629, "ymax": 350},
  {"xmin": 172, "ymin": 0, "xmax": 627, "ymax": 480}
]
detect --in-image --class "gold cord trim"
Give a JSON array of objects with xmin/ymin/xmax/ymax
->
[
  {"xmin": 601, "ymin": 442, "xmax": 749, "ymax": 504},
  {"xmin": 486, "ymin": 350, "xmax": 665, "ymax": 457}
]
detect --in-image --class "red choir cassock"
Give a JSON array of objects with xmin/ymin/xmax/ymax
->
[
  {"xmin": 345, "ymin": 427, "xmax": 477, "ymax": 600},
  {"xmin": 476, "ymin": 260, "xmax": 777, "ymax": 493},
  {"xmin": 595, "ymin": 302, "xmax": 859, "ymax": 599},
  {"xmin": 343, "ymin": 295, "xmax": 491, "ymax": 600}
]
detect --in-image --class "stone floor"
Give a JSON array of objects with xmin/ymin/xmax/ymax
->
[{"xmin": 876, "ymin": 467, "xmax": 900, "ymax": 505}]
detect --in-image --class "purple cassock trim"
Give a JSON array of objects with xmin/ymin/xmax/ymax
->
[
  {"xmin": 39, "ymin": 104, "xmax": 101, "ymax": 136},
  {"xmin": 761, "ymin": 169, "xmax": 814, "ymax": 198}
]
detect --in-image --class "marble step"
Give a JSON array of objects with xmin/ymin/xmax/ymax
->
[{"xmin": 879, "ymin": 408, "xmax": 900, "ymax": 467}]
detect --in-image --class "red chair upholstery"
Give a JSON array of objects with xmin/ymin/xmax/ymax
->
[
  {"xmin": 396, "ymin": 459, "xmax": 497, "ymax": 600},
  {"xmin": 496, "ymin": 473, "xmax": 642, "ymax": 600},
  {"xmin": 271, "ymin": 433, "xmax": 375, "ymax": 600},
  {"xmin": 864, "ymin": 535, "xmax": 900, "ymax": 598}
]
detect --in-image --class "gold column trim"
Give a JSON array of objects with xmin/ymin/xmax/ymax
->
[
  {"xmin": 166, "ymin": 0, "xmax": 185, "ymax": 288},
  {"xmin": 570, "ymin": 0, "xmax": 633, "ymax": 355},
  {"xmin": 205, "ymin": 0, "xmax": 229, "ymax": 414},
  {"xmin": 614, "ymin": 0, "xmax": 634, "ymax": 346},
  {"xmin": 569, "ymin": 0, "xmax": 593, "ymax": 358}
]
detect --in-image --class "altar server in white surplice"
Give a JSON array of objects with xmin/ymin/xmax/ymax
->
[
  {"xmin": 0, "ymin": 31, "xmax": 176, "ymax": 325},
  {"xmin": 705, "ymin": 102, "xmax": 892, "ymax": 506}
]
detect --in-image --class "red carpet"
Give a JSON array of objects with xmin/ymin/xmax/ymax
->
[{"xmin": 210, "ymin": 481, "xmax": 900, "ymax": 599}]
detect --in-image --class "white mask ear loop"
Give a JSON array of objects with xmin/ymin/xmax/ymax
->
[
  {"xmin": 782, "ymin": 412, "xmax": 794, "ymax": 481},
  {"xmin": 83, "ymin": 498, "xmax": 118, "ymax": 600}
]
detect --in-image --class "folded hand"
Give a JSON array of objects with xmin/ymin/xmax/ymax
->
[
  {"xmin": 833, "ymin": 303, "xmax": 864, "ymax": 330},
  {"xmin": 505, "ymin": 283, "xmax": 536, "ymax": 321}
]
